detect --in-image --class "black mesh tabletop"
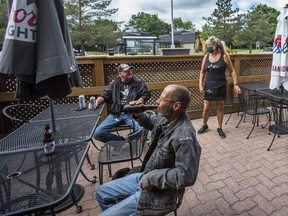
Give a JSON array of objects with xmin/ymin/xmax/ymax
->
[
  {"xmin": 30, "ymin": 103, "xmax": 105, "ymax": 122},
  {"xmin": 257, "ymin": 88, "xmax": 288, "ymax": 102},
  {"xmin": 0, "ymin": 115, "xmax": 100, "ymax": 152},
  {"xmin": 0, "ymin": 142, "xmax": 89, "ymax": 216},
  {"xmin": 238, "ymin": 82, "xmax": 269, "ymax": 91}
]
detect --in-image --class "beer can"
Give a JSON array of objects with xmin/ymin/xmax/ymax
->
[
  {"xmin": 78, "ymin": 95, "xmax": 86, "ymax": 109},
  {"xmin": 90, "ymin": 96, "xmax": 96, "ymax": 109}
]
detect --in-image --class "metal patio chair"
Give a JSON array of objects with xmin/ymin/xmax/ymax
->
[
  {"xmin": 111, "ymin": 166, "xmax": 185, "ymax": 216},
  {"xmin": 236, "ymin": 92, "xmax": 271, "ymax": 139},
  {"xmin": 224, "ymin": 88, "xmax": 241, "ymax": 125},
  {"xmin": 98, "ymin": 127, "xmax": 148, "ymax": 184},
  {"xmin": 267, "ymin": 101, "xmax": 288, "ymax": 151},
  {"xmin": 2, "ymin": 104, "xmax": 45, "ymax": 131}
]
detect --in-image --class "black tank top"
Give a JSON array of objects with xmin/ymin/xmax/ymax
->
[{"xmin": 204, "ymin": 54, "xmax": 227, "ymax": 88}]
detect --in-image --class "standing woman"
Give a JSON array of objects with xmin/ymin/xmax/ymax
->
[{"xmin": 198, "ymin": 36, "xmax": 241, "ymax": 138}]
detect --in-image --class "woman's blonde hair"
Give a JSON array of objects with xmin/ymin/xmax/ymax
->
[{"xmin": 206, "ymin": 36, "xmax": 228, "ymax": 54}]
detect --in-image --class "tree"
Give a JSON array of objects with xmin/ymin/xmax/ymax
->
[
  {"xmin": 237, "ymin": 4, "xmax": 280, "ymax": 53},
  {"xmin": 64, "ymin": 0, "xmax": 119, "ymax": 49},
  {"xmin": 125, "ymin": 12, "xmax": 170, "ymax": 36},
  {"xmin": 173, "ymin": 17, "xmax": 196, "ymax": 31},
  {"xmin": 0, "ymin": 1, "xmax": 8, "ymax": 49},
  {"xmin": 92, "ymin": 19, "xmax": 123, "ymax": 51},
  {"xmin": 203, "ymin": 0, "xmax": 242, "ymax": 47}
]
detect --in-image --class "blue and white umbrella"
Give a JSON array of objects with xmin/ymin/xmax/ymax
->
[{"xmin": 270, "ymin": 5, "xmax": 288, "ymax": 91}]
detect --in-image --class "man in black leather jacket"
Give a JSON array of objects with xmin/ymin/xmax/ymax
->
[
  {"xmin": 96, "ymin": 84, "xmax": 201, "ymax": 215},
  {"xmin": 93, "ymin": 64, "xmax": 151, "ymax": 151}
]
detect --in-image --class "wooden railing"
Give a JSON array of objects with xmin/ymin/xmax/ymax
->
[{"xmin": 0, "ymin": 53, "xmax": 272, "ymax": 135}]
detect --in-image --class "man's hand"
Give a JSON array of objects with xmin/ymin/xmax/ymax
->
[{"xmin": 129, "ymin": 98, "xmax": 144, "ymax": 106}]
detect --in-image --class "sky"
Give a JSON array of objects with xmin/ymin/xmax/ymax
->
[{"xmin": 109, "ymin": 0, "xmax": 287, "ymax": 30}]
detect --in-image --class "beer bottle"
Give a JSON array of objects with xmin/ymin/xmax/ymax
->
[
  {"xmin": 43, "ymin": 124, "xmax": 56, "ymax": 155},
  {"xmin": 123, "ymin": 104, "xmax": 158, "ymax": 114}
]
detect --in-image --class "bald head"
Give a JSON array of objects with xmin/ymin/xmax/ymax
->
[{"xmin": 164, "ymin": 85, "xmax": 191, "ymax": 111}]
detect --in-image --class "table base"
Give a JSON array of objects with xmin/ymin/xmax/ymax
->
[{"xmin": 45, "ymin": 184, "xmax": 84, "ymax": 214}]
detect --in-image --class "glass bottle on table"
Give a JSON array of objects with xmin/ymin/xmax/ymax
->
[{"xmin": 43, "ymin": 124, "xmax": 55, "ymax": 155}]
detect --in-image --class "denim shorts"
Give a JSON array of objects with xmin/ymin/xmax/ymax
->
[{"xmin": 204, "ymin": 85, "xmax": 226, "ymax": 101}]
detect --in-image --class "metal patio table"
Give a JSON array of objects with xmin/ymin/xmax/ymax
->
[
  {"xmin": 238, "ymin": 82, "xmax": 269, "ymax": 91},
  {"xmin": 30, "ymin": 102, "xmax": 105, "ymax": 122},
  {"xmin": 0, "ymin": 116, "xmax": 100, "ymax": 152},
  {"xmin": 0, "ymin": 104, "xmax": 104, "ymax": 214},
  {"xmin": 0, "ymin": 114, "xmax": 100, "ymax": 183},
  {"xmin": 29, "ymin": 102, "xmax": 105, "ymax": 151},
  {"xmin": 256, "ymin": 88, "xmax": 288, "ymax": 102},
  {"xmin": 256, "ymin": 88, "xmax": 288, "ymax": 150},
  {"xmin": 0, "ymin": 142, "xmax": 89, "ymax": 216}
]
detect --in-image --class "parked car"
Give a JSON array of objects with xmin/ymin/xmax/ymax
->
[
  {"xmin": 127, "ymin": 50, "xmax": 137, "ymax": 55},
  {"xmin": 74, "ymin": 48, "xmax": 88, "ymax": 56},
  {"xmin": 261, "ymin": 47, "xmax": 273, "ymax": 53}
]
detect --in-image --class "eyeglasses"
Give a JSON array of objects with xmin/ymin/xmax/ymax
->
[
  {"xmin": 122, "ymin": 69, "xmax": 132, "ymax": 73},
  {"xmin": 157, "ymin": 96, "xmax": 177, "ymax": 103}
]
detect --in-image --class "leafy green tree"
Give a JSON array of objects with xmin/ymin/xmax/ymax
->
[
  {"xmin": 199, "ymin": 24, "xmax": 212, "ymax": 40},
  {"xmin": 64, "ymin": 0, "xmax": 118, "ymax": 49},
  {"xmin": 173, "ymin": 17, "xmax": 196, "ymax": 31},
  {"xmin": 203, "ymin": 0, "xmax": 242, "ymax": 47},
  {"xmin": 92, "ymin": 19, "xmax": 123, "ymax": 51},
  {"xmin": 237, "ymin": 4, "xmax": 279, "ymax": 53},
  {"xmin": 0, "ymin": 1, "xmax": 8, "ymax": 49},
  {"xmin": 125, "ymin": 12, "xmax": 170, "ymax": 36}
]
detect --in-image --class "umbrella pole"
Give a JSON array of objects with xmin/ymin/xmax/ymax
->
[
  {"xmin": 49, "ymin": 98, "xmax": 56, "ymax": 132},
  {"xmin": 280, "ymin": 84, "xmax": 284, "ymax": 94}
]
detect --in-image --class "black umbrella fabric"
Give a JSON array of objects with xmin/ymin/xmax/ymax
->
[{"xmin": 0, "ymin": 0, "xmax": 83, "ymax": 100}]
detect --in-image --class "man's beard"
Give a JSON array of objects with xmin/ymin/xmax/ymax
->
[{"xmin": 158, "ymin": 108, "xmax": 172, "ymax": 118}]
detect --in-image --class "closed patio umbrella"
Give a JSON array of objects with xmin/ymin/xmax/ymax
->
[
  {"xmin": 0, "ymin": 0, "xmax": 83, "ymax": 130},
  {"xmin": 269, "ymin": 4, "xmax": 288, "ymax": 92}
]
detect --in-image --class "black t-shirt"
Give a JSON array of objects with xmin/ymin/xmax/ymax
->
[
  {"xmin": 205, "ymin": 54, "xmax": 227, "ymax": 88},
  {"xmin": 119, "ymin": 81, "xmax": 131, "ymax": 110}
]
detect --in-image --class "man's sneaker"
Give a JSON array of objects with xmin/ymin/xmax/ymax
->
[
  {"xmin": 217, "ymin": 128, "xmax": 226, "ymax": 139},
  {"xmin": 197, "ymin": 125, "xmax": 209, "ymax": 134}
]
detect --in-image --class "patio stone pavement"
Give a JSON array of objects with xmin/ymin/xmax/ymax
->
[{"xmin": 58, "ymin": 113, "xmax": 288, "ymax": 216}]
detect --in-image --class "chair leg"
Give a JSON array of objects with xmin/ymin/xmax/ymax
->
[
  {"xmin": 246, "ymin": 116, "xmax": 257, "ymax": 139},
  {"xmin": 261, "ymin": 114, "xmax": 271, "ymax": 129},
  {"xmin": 99, "ymin": 164, "xmax": 103, "ymax": 185},
  {"xmin": 236, "ymin": 113, "xmax": 244, "ymax": 128},
  {"xmin": 80, "ymin": 169, "xmax": 97, "ymax": 184},
  {"xmin": 108, "ymin": 164, "xmax": 112, "ymax": 177},
  {"xmin": 267, "ymin": 133, "xmax": 277, "ymax": 151},
  {"xmin": 85, "ymin": 154, "xmax": 95, "ymax": 170},
  {"xmin": 91, "ymin": 139, "xmax": 101, "ymax": 151},
  {"xmin": 225, "ymin": 113, "xmax": 232, "ymax": 125}
]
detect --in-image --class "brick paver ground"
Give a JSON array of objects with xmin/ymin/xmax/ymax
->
[{"xmin": 58, "ymin": 113, "xmax": 288, "ymax": 216}]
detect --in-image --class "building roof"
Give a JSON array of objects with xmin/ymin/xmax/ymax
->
[{"xmin": 157, "ymin": 31, "xmax": 196, "ymax": 44}]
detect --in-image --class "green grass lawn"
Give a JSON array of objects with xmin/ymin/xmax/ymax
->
[
  {"xmin": 234, "ymin": 49, "xmax": 263, "ymax": 54},
  {"xmin": 86, "ymin": 49, "xmax": 267, "ymax": 56}
]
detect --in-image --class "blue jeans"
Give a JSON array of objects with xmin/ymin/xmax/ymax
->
[
  {"xmin": 94, "ymin": 113, "xmax": 140, "ymax": 143},
  {"xmin": 96, "ymin": 173, "xmax": 143, "ymax": 216}
]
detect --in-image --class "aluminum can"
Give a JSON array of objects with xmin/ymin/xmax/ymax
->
[
  {"xmin": 78, "ymin": 95, "xmax": 86, "ymax": 109},
  {"xmin": 90, "ymin": 96, "xmax": 96, "ymax": 109}
]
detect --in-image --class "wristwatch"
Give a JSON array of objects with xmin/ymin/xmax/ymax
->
[{"xmin": 234, "ymin": 83, "xmax": 238, "ymax": 86}]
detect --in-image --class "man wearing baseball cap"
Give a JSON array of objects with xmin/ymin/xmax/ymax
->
[{"xmin": 94, "ymin": 63, "xmax": 151, "ymax": 155}]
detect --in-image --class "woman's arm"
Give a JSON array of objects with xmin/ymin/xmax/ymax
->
[
  {"xmin": 199, "ymin": 54, "xmax": 208, "ymax": 94},
  {"xmin": 224, "ymin": 54, "xmax": 241, "ymax": 94}
]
